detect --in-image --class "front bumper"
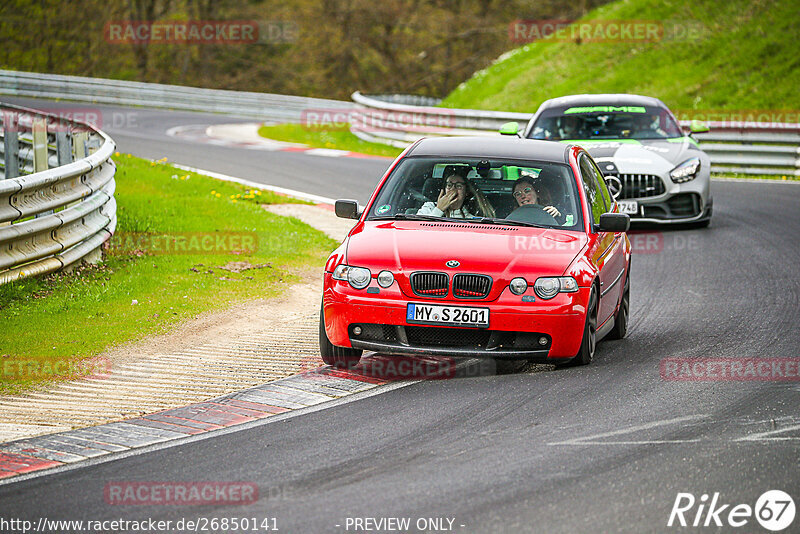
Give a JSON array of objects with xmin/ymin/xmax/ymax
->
[
  {"xmin": 630, "ymin": 194, "xmax": 713, "ymax": 224},
  {"xmin": 323, "ymin": 275, "xmax": 591, "ymax": 361},
  {"xmin": 616, "ymin": 169, "xmax": 711, "ymax": 224}
]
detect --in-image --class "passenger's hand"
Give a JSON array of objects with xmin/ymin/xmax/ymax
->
[
  {"xmin": 436, "ymin": 189, "xmax": 457, "ymax": 212},
  {"xmin": 544, "ymin": 205, "xmax": 561, "ymax": 218}
]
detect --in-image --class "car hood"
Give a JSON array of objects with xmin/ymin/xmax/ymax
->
[
  {"xmin": 346, "ymin": 221, "xmax": 587, "ymax": 295},
  {"xmin": 568, "ymin": 138, "xmax": 704, "ymax": 175}
]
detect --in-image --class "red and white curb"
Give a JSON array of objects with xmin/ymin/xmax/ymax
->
[
  {"xmin": 167, "ymin": 123, "xmax": 392, "ymax": 160},
  {"xmin": 0, "ymin": 356, "xmax": 489, "ymax": 483},
  {"xmin": 0, "ymin": 365, "xmax": 386, "ymax": 481}
]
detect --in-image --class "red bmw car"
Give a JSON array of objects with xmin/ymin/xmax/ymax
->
[{"xmin": 320, "ymin": 137, "xmax": 631, "ymax": 368}]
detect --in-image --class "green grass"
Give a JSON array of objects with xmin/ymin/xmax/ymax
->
[
  {"xmin": 0, "ymin": 154, "xmax": 337, "ymax": 395},
  {"xmin": 712, "ymin": 173, "xmax": 799, "ymax": 181},
  {"xmin": 441, "ymin": 0, "xmax": 800, "ymax": 114},
  {"xmin": 258, "ymin": 123, "xmax": 402, "ymax": 158}
]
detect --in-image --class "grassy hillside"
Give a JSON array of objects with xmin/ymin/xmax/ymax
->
[{"xmin": 442, "ymin": 0, "xmax": 800, "ymax": 114}]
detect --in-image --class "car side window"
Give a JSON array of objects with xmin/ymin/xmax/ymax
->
[
  {"xmin": 589, "ymin": 159, "xmax": 613, "ymax": 210},
  {"xmin": 579, "ymin": 155, "xmax": 606, "ymax": 226}
]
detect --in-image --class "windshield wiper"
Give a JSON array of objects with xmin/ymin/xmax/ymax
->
[
  {"xmin": 464, "ymin": 217, "xmax": 550, "ymax": 229},
  {"xmin": 372, "ymin": 214, "xmax": 549, "ymax": 229},
  {"xmin": 371, "ymin": 213, "xmax": 443, "ymax": 221}
]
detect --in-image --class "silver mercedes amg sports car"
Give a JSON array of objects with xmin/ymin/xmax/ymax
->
[{"xmin": 522, "ymin": 94, "xmax": 711, "ymax": 226}]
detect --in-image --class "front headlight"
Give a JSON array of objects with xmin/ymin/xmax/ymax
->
[
  {"xmin": 377, "ymin": 270, "xmax": 395, "ymax": 288},
  {"xmin": 533, "ymin": 276, "xmax": 579, "ymax": 300},
  {"xmin": 332, "ymin": 264, "xmax": 372, "ymax": 289},
  {"xmin": 509, "ymin": 277, "xmax": 528, "ymax": 295},
  {"xmin": 670, "ymin": 157, "xmax": 701, "ymax": 183}
]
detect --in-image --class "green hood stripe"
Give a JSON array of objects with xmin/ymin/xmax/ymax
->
[
  {"xmin": 558, "ymin": 139, "xmax": 642, "ymax": 145},
  {"xmin": 666, "ymin": 136, "xmax": 699, "ymax": 147}
]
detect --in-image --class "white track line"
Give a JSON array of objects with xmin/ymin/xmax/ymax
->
[
  {"xmin": 548, "ymin": 414, "xmax": 707, "ymax": 446},
  {"xmin": 170, "ymin": 163, "xmax": 337, "ymax": 205}
]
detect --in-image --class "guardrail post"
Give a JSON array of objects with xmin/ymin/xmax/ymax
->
[
  {"xmin": 2, "ymin": 112, "xmax": 20, "ymax": 179},
  {"xmin": 72, "ymin": 132, "xmax": 87, "ymax": 160},
  {"xmin": 32, "ymin": 118, "xmax": 54, "ymax": 218},
  {"xmin": 56, "ymin": 131, "xmax": 72, "ymax": 166},
  {"xmin": 32, "ymin": 118, "xmax": 48, "ymax": 173}
]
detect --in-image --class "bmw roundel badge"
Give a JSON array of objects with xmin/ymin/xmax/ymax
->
[{"xmin": 446, "ymin": 260, "xmax": 460, "ymax": 268}]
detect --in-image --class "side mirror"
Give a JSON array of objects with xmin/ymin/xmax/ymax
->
[
  {"xmin": 335, "ymin": 199, "xmax": 361, "ymax": 219},
  {"xmin": 499, "ymin": 122, "xmax": 520, "ymax": 136},
  {"xmin": 689, "ymin": 120, "xmax": 709, "ymax": 134},
  {"xmin": 598, "ymin": 212, "xmax": 630, "ymax": 233}
]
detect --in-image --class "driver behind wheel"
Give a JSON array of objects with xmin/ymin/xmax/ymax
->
[{"xmin": 512, "ymin": 174, "xmax": 563, "ymax": 222}]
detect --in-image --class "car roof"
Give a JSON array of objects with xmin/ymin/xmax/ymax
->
[
  {"xmin": 406, "ymin": 136, "xmax": 571, "ymax": 163},
  {"xmin": 537, "ymin": 93, "xmax": 667, "ymax": 110}
]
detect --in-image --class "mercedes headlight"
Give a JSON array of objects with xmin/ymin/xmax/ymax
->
[{"xmin": 670, "ymin": 157, "xmax": 701, "ymax": 183}]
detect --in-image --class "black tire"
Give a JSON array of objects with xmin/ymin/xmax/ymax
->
[
  {"xmin": 571, "ymin": 288, "xmax": 598, "ymax": 366},
  {"xmin": 607, "ymin": 270, "xmax": 630, "ymax": 340},
  {"xmin": 319, "ymin": 302, "xmax": 362, "ymax": 368}
]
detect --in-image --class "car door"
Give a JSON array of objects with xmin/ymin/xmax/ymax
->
[
  {"xmin": 592, "ymin": 156, "xmax": 628, "ymax": 320},
  {"xmin": 579, "ymin": 154, "xmax": 625, "ymax": 326}
]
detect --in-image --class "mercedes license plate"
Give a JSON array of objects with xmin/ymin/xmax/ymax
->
[{"xmin": 618, "ymin": 200, "xmax": 638, "ymax": 215}]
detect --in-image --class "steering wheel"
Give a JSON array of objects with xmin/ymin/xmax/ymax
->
[{"xmin": 505, "ymin": 204, "xmax": 558, "ymax": 226}]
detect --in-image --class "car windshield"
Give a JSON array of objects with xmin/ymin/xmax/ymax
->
[
  {"xmin": 529, "ymin": 104, "xmax": 683, "ymax": 141},
  {"xmin": 366, "ymin": 156, "xmax": 583, "ymax": 230}
]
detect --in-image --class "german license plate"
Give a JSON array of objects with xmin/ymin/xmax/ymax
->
[
  {"xmin": 618, "ymin": 200, "xmax": 638, "ymax": 215},
  {"xmin": 406, "ymin": 303, "xmax": 489, "ymax": 328}
]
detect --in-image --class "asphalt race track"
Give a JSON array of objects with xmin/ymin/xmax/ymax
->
[
  {"xmin": 1, "ymin": 99, "xmax": 799, "ymax": 533},
  {"xmin": 1, "ymin": 97, "xmax": 391, "ymax": 204}
]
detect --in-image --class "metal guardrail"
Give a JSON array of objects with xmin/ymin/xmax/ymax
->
[
  {"xmin": 351, "ymin": 92, "xmax": 800, "ymax": 176},
  {"xmin": 2, "ymin": 71, "xmax": 795, "ymax": 176},
  {"xmin": 0, "ymin": 69, "xmax": 352, "ymax": 122},
  {"xmin": 0, "ymin": 103, "xmax": 116, "ymax": 285}
]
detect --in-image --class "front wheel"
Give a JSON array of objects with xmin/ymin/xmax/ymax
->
[
  {"xmin": 571, "ymin": 288, "xmax": 598, "ymax": 366},
  {"xmin": 319, "ymin": 302, "xmax": 362, "ymax": 368}
]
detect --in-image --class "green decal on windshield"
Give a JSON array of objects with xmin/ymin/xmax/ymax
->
[
  {"xmin": 564, "ymin": 106, "xmax": 646, "ymax": 114},
  {"xmin": 502, "ymin": 166, "xmax": 541, "ymax": 180},
  {"xmin": 557, "ymin": 139, "xmax": 642, "ymax": 145}
]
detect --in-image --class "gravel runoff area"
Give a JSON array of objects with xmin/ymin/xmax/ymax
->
[{"xmin": 0, "ymin": 204, "xmax": 355, "ymax": 444}]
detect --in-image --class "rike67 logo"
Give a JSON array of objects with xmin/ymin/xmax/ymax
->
[{"xmin": 668, "ymin": 490, "xmax": 795, "ymax": 531}]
